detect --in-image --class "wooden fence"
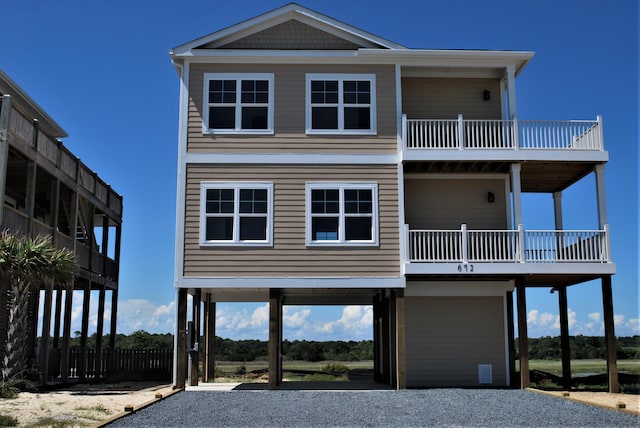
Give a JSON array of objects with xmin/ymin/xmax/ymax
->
[{"xmin": 65, "ymin": 348, "xmax": 173, "ymax": 380}]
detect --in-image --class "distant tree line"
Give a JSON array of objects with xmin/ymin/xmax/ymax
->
[
  {"xmin": 518, "ymin": 335, "xmax": 639, "ymax": 360},
  {"xmin": 214, "ymin": 338, "xmax": 374, "ymax": 362},
  {"xmin": 65, "ymin": 330, "xmax": 374, "ymax": 362},
  {"xmin": 65, "ymin": 331, "xmax": 638, "ymax": 361},
  {"xmin": 68, "ymin": 330, "xmax": 174, "ymax": 350}
]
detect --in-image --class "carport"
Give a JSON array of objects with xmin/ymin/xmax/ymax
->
[{"xmin": 174, "ymin": 287, "xmax": 406, "ymax": 390}]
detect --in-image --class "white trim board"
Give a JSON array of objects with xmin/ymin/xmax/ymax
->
[
  {"xmin": 182, "ymin": 153, "xmax": 399, "ymax": 165},
  {"xmin": 178, "ymin": 276, "xmax": 405, "ymax": 289}
]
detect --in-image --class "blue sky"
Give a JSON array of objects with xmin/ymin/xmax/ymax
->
[{"xmin": 3, "ymin": 0, "xmax": 637, "ymax": 340}]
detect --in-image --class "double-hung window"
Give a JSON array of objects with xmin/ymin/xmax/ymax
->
[
  {"xmin": 306, "ymin": 74, "xmax": 376, "ymax": 134},
  {"xmin": 306, "ymin": 183, "xmax": 378, "ymax": 246},
  {"xmin": 200, "ymin": 182, "xmax": 273, "ymax": 246},
  {"xmin": 203, "ymin": 73, "xmax": 274, "ymax": 134}
]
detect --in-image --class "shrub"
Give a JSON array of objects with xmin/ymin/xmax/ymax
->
[
  {"xmin": 0, "ymin": 415, "xmax": 18, "ymax": 427},
  {"xmin": 0, "ymin": 371, "xmax": 33, "ymax": 399},
  {"xmin": 322, "ymin": 363, "xmax": 349, "ymax": 374}
]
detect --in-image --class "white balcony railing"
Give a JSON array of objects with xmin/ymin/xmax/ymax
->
[
  {"xmin": 407, "ymin": 224, "xmax": 610, "ymax": 264},
  {"xmin": 404, "ymin": 115, "xmax": 603, "ymax": 151}
]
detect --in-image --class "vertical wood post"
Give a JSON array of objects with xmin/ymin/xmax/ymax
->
[
  {"xmin": 95, "ymin": 287, "xmax": 106, "ymax": 379},
  {"xmin": 395, "ymin": 289, "xmax": 406, "ymax": 389},
  {"xmin": 60, "ymin": 284, "xmax": 74, "ymax": 382},
  {"xmin": 506, "ymin": 290, "xmax": 516, "ymax": 387},
  {"xmin": 25, "ymin": 160, "xmax": 37, "ymax": 235},
  {"xmin": 278, "ymin": 295, "xmax": 283, "ymax": 383},
  {"xmin": 516, "ymin": 280, "xmax": 529, "ymax": 388},
  {"xmin": 381, "ymin": 291, "xmax": 391, "ymax": 385},
  {"xmin": 108, "ymin": 289, "xmax": 118, "ymax": 374},
  {"xmin": 50, "ymin": 179, "xmax": 60, "ymax": 244},
  {"xmin": 601, "ymin": 276, "xmax": 619, "ymax": 393},
  {"xmin": 201, "ymin": 295, "xmax": 209, "ymax": 381},
  {"xmin": 175, "ymin": 288, "xmax": 188, "ymax": 388},
  {"xmin": 372, "ymin": 294, "xmax": 381, "ymax": 383},
  {"xmin": 189, "ymin": 289, "xmax": 201, "ymax": 386},
  {"xmin": 389, "ymin": 290, "xmax": 398, "ymax": 388},
  {"xmin": 0, "ymin": 95, "xmax": 11, "ymax": 226},
  {"xmin": 40, "ymin": 281, "xmax": 54, "ymax": 384},
  {"xmin": 52, "ymin": 289, "xmax": 63, "ymax": 349},
  {"xmin": 78, "ymin": 282, "xmax": 91, "ymax": 381},
  {"xmin": 268, "ymin": 289, "xmax": 281, "ymax": 389},
  {"xmin": 204, "ymin": 297, "xmax": 216, "ymax": 382},
  {"xmin": 557, "ymin": 286, "xmax": 572, "ymax": 389}
]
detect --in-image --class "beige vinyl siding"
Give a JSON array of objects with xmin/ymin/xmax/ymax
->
[
  {"xmin": 183, "ymin": 164, "xmax": 400, "ymax": 277},
  {"xmin": 404, "ymin": 178, "xmax": 508, "ymax": 230},
  {"xmin": 405, "ymin": 296, "xmax": 507, "ymax": 387},
  {"xmin": 214, "ymin": 20, "xmax": 361, "ymax": 50},
  {"xmin": 402, "ymin": 77, "xmax": 501, "ymax": 120},
  {"xmin": 188, "ymin": 63, "xmax": 397, "ymax": 153}
]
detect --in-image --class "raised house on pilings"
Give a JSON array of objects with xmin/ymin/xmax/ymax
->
[
  {"xmin": 170, "ymin": 3, "xmax": 618, "ymax": 391},
  {"xmin": 0, "ymin": 70, "xmax": 123, "ymax": 384}
]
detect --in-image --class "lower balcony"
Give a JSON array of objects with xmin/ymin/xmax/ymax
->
[{"xmin": 404, "ymin": 224, "xmax": 616, "ymax": 278}]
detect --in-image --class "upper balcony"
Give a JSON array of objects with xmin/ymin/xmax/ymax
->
[{"xmin": 402, "ymin": 115, "xmax": 608, "ymax": 164}]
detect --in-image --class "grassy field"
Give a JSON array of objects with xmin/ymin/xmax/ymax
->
[
  {"xmin": 213, "ymin": 360, "xmax": 373, "ymax": 382},
  {"xmin": 213, "ymin": 359, "xmax": 638, "ymax": 388},
  {"xmin": 215, "ymin": 360, "xmax": 373, "ymax": 374},
  {"xmin": 217, "ymin": 359, "xmax": 637, "ymax": 376},
  {"xmin": 519, "ymin": 359, "xmax": 640, "ymax": 376}
]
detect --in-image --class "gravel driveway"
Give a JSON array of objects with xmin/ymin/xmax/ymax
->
[{"xmin": 106, "ymin": 389, "xmax": 638, "ymax": 427}]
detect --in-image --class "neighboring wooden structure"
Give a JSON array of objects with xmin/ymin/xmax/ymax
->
[
  {"xmin": 0, "ymin": 70, "xmax": 123, "ymax": 384},
  {"xmin": 170, "ymin": 4, "xmax": 618, "ymax": 391}
]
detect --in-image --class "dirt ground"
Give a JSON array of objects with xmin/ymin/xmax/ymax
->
[
  {"xmin": 0, "ymin": 381, "xmax": 174, "ymax": 427},
  {"xmin": 0, "ymin": 382, "xmax": 636, "ymax": 427}
]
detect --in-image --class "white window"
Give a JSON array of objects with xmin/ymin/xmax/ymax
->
[
  {"xmin": 305, "ymin": 74, "xmax": 376, "ymax": 134},
  {"xmin": 200, "ymin": 182, "xmax": 273, "ymax": 246},
  {"xmin": 203, "ymin": 73, "xmax": 274, "ymax": 134},
  {"xmin": 306, "ymin": 182, "xmax": 378, "ymax": 246}
]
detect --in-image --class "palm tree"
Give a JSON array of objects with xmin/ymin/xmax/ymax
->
[{"xmin": 0, "ymin": 232, "xmax": 75, "ymax": 381}]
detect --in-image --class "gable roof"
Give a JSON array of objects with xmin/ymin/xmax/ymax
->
[{"xmin": 170, "ymin": 3, "xmax": 405, "ymax": 55}]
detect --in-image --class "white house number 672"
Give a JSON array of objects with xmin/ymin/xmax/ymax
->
[{"xmin": 457, "ymin": 264, "xmax": 474, "ymax": 272}]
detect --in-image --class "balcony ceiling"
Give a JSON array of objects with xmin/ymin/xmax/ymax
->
[
  {"xmin": 404, "ymin": 161, "xmax": 597, "ymax": 193},
  {"xmin": 406, "ymin": 273, "xmax": 607, "ymax": 287}
]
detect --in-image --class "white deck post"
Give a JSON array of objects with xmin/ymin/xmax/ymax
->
[
  {"xmin": 506, "ymin": 65, "xmax": 517, "ymax": 120},
  {"xmin": 553, "ymin": 192, "xmax": 564, "ymax": 260},
  {"xmin": 596, "ymin": 115, "xmax": 604, "ymax": 151},
  {"xmin": 603, "ymin": 224, "xmax": 611, "ymax": 262},
  {"xmin": 553, "ymin": 192, "xmax": 563, "ymax": 229},
  {"xmin": 510, "ymin": 163, "xmax": 523, "ymax": 228},
  {"xmin": 457, "ymin": 114, "xmax": 465, "ymax": 150},
  {"xmin": 517, "ymin": 224, "xmax": 526, "ymax": 263},
  {"xmin": 505, "ymin": 66, "xmax": 519, "ymax": 150},
  {"xmin": 401, "ymin": 114, "xmax": 407, "ymax": 152},
  {"xmin": 594, "ymin": 164, "xmax": 608, "ymax": 228},
  {"xmin": 461, "ymin": 223, "xmax": 468, "ymax": 263}
]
